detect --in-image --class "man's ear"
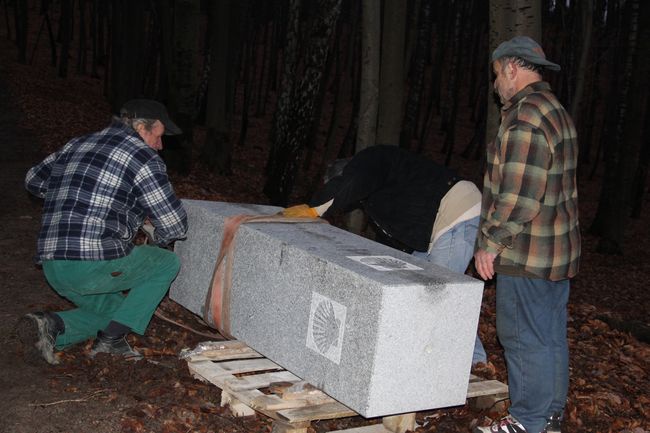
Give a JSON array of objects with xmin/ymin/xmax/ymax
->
[{"xmin": 506, "ymin": 61, "xmax": 517, "ymax": 79}]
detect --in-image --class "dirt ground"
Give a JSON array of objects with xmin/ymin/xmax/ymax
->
[{"xmin": 1, "ymin": 29, "xmax": 649, "ymax": 433}]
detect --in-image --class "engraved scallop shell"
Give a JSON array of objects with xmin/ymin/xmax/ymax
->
[{"xmin": 312, "ymin": 300, "xmax": 341, "ymax": 354}]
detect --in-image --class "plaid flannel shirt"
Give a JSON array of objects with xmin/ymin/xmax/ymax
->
[
  {"xmin": 25, "ymin": 120, "xmax": 187, "ymax": 262},
  {"xmin": 478, "ymin": 81, "xmax": 580, "ymax": 281}
]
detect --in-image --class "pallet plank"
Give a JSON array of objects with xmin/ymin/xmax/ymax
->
[
  {"xmin": 187, "ymin": 341, "xmax": 509, "ymax": 432},
  {"xmin": 191, "ymin": 358, "xmax": 283, "ymax": 378},
  {"xmin": 382, "ymin": 413, "xmax": 415, "ymax": 433},
  {"xmin": 330, "ymin": 425, "xmax": 392, "ymax": 433},
  {"xmin": 467, "ymin": 380, "xmax": 509, "ymax": 398},
  {"xmin": 276, "ymin": 401, "xmax": 357, "ymax": 423},
  {"xmin": 225, "ymin": 371, "xmax": 301, "ymax": 391},
  {"xmin": 253, "ymin": 391, "xmax": 339, "ymax": 411}
]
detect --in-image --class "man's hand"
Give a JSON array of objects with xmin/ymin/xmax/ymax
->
[
  {"xmin": 281, "ymin": 204, "xmax": 320, "ymax": 218},
  {"xmin": 474, "ymin": 249, "xmax": 497, "ymax": 281},
  {"xmin": 141, "ymin": 220, "xmax": 156, "ymax": 243}
]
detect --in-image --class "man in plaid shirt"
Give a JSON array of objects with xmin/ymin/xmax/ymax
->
[
  {"xmin": 474, "ymin": 37, "xmax": 580, "ymax": 433},
  {"xmin": 19, "ymin": 99, "xmax": 188, "ymax": 364}
]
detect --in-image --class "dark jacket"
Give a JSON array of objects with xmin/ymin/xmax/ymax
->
[{"xmin": 310, "ymin": 145, "xmax": 459, "ymax": 252}]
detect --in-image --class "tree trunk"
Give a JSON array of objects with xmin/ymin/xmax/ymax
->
[
  {"xmin": 57, "ymin": 0, "xmax": 72, "ymax": 78},
  {"xmin": 355, "ymin": 0, "xmax": 380, "ymax": 153},
  {"xmin": 429, "ymin": 2, "xmax": 451, "ymax": 120},
  {"xmin": 264, "ymin": 0, "xmax": 301, "ymax": 202},
  {"xmin": 90, "ymin": 0, "xmax": 99, "ymax": 77},
  {"xmin": 400, "ymin": 0, "xmax": 432, "ymax": 149},
  {"xmin": 302, "ymin": 26, "xmax": 337, "ymax": 171},
  {"xmin": 201, "ymin": 0, "xmax": 235, "ymax": 175},
  {"xmin": 255, "ymin": 16, "xmax": 271, "ymax": 116},
  {"xmin": 441, "ymin": 0, "xmax": 465, "ymax": 166},
  {"xmin": 569, "ymin": 0, "xmax": 593, "ymax": 123},
  {"xmin": 156, "ymin": 0, "xmax": 174, "ymax": 104},
  {"xmin": 14, "ymin": 0, "xmax": 27, "ymax": 63},
  {"xmin": 486, "ymin": 0, "xmax": 542, "ymax": 152},
  {"xmin": 467, "ymin": 3, "xmax": 487, "ymax": 113},
  {"xmin": 305, "ymin": 27, "xmax": 345, "ymax": 200},
  {"xmin": 376, "ymin": 0, "xmax": 406, "ymax": 146},
  {"xmin": 142, "ymin": 8, "xmax": 161, "ymax": 98},
  {"xmin": 108, "ymin": 0, "xmax": 145, "ymax": 111},
  {"xmin": 416, "ymin": 3, "xmax": 451, "ymax": 153},
  {"xmin": 166, "ymin": 0, "xmax": 200, "ymax": 176},
  {"xmin": 3, "ymin": 0, "xmax": 12, "ymax": 40},
  {"xmin": 589, "ymin": 0, "xmax": 629, "ymax": 231},
  {"xmin": 264, "ymin": 0, "xmax": 343, "ymax": 206},
  {"xmin": 588, "ymin": 6, "xmax": 624, "ymax": 181},
  {"xmin": 77, "ymin": 0, "xmax": 88, "ymax": 75},
  {"xmin": 237, "ymin": 1, "xmax": 255, "ymax": 147},
  {"xmin": 338, "ymin": 4, "xmax": 361, "ymax": 159},
  {"xmin": 595, "ymin": 0, "xmax": 648, "ymax": 254},
  {"xmin": 95, "ymin": 0, "xmax": 107, "ymax": 68},
  {"xmin": 403, "ymin": 0, "xmax": 420, "ymax": 77},
  {"xmin": 630, "ymin": 97, "xmax": 650, "ymax": 218}
]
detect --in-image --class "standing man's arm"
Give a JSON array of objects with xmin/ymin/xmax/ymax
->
[{"xmin": 475, "ymin": 123, "xmax": 551, "ymax": 280}]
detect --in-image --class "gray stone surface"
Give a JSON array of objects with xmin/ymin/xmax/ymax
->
[{"xmin": 170, "ymin": 199, "xmax": 484, "ymax": 418}]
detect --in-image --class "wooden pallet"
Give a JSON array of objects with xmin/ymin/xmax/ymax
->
[{"xmin": 185, "ymin": 341, "xmax": 508, "ymax": 433}]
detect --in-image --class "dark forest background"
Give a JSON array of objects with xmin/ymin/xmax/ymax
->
[
  {"xmin": 1, "ymin": 2, "xmax": 649, "ymax": 432},
  {"xmin": 3, "ymin": 0, "xmax": 650, "ymax": 253}
]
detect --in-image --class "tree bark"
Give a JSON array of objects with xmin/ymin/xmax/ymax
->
[
  {"xmin": 630, "ymin": 97, "xmax": 650, "ymax": 219},
  {"xmin": 166, "ymin": 0, "xmax": 200, "ymax": 176},
  {"xmin": 595, "ymin": 0, "xmax": 648, "ymax": 254},
  {"xmin": 486, "ymin": 0, "xmax": 542, "ymax": 153},
  {"xmin": 264, "ymin": 0, "xmax": 343, "ymax": 206},
  {"xmin": 14, "ymin": 0, "xmax": 28, "ymax": 63},
  {"xmin": 201, "ymin": 0, "xmax": 235, "ymax": 175},
  {"xmin": 77, "ymin": 0, "xmax": 88, "ymax": 75},
  {"xmin": 355, "ymin": 0, "xmax": 380, "ymax": 153},
  {"xmin": 400, "ymin": 0, "xmax": 432, "ymax": 149},
  {"xmin": 156, "ymin": 0, "xmax": 174, "ymax": 104},
  {"xmin": 569, "ymin": 0, "xmax": 593, "ymax": 123},
  {"xmin": 238, "ymin": 1, "xmax": 255, "ymax": 147},
  {"xmin": 3, "ymin": 0, "xmax": 12, "ymax": 40},
  {"xmin": 376, "ymin": 0, "xmax": 406, "ymax": 146},
  {"xmin": 57, "ymin": 0, "xmax": 72, "ymax": 78}
]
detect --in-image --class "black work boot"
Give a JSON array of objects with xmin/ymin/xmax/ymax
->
[
  {"xmin": 16, "ymin": 312, "xmax": 62, "ymax": 365},
  {"xmin": 89, "ymin": 331, "xmax": 142, "ymax": 360}
]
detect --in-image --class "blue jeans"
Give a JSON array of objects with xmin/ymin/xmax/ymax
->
[
  {"xmin": 412, "ymin": 216, "xmax": 487, "ymax": 365},
  {"xmin": 497, "ymin": 275, "xmax": 569, "ymax": 433}
]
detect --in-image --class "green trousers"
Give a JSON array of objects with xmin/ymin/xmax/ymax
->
[{"xmin": 42, "ymin": 245, "xmax": 181, "ymax": 349}]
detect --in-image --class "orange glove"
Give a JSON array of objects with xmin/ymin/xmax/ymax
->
[{"xmin": 281, "ymin": 204, "xmax": 319, "ymax": 218}]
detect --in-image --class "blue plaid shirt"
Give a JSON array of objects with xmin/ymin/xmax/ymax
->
[{"xmin": 25, "ymin": 119, "xmax": 188, "ymax": 262}]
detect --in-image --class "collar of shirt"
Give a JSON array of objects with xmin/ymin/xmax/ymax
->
[
  {"xmin": 108, "ymin": 117, "xmax": 145, "ymax": 142},
  {"xmin": 501, "ymin": 81, "xmax": 551, "ymax": 112}
]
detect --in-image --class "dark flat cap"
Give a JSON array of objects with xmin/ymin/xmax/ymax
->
[
  {"xmin": 492, "ymin": 35, "xmax": 561, "ymax": 71},
  {"xmin": 121, "ymin": 99, "xmax": 182, "ymax": 135}
]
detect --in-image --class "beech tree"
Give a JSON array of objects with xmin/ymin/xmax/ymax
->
[
  {"xmin": 376, "ymin": 0, "xmax": 406, "ymax": 147},
  {"xmin": 201, "ymin": 0, "xmax": 237, "ymax": 175},
  {"xmin": 264, "ymin": 0, "xmax": 342, "ymax": 206}
]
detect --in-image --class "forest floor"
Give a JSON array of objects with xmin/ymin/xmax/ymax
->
[{"xmin": 1, "ymin": 24, "xmax": 649, "ymax": 433}]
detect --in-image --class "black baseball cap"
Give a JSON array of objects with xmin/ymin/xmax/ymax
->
[
  {"xmin": 120, "ymin": 99, "xmax": 182, "ymax": 135},
  {"xmin": 492, "ymin": 36, "xmax": 561, "ymax": 71}
]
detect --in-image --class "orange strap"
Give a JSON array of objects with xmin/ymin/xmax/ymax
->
[{"xmin": 203, "ymin": 213, "xmax": 327, "ymax": 339}]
